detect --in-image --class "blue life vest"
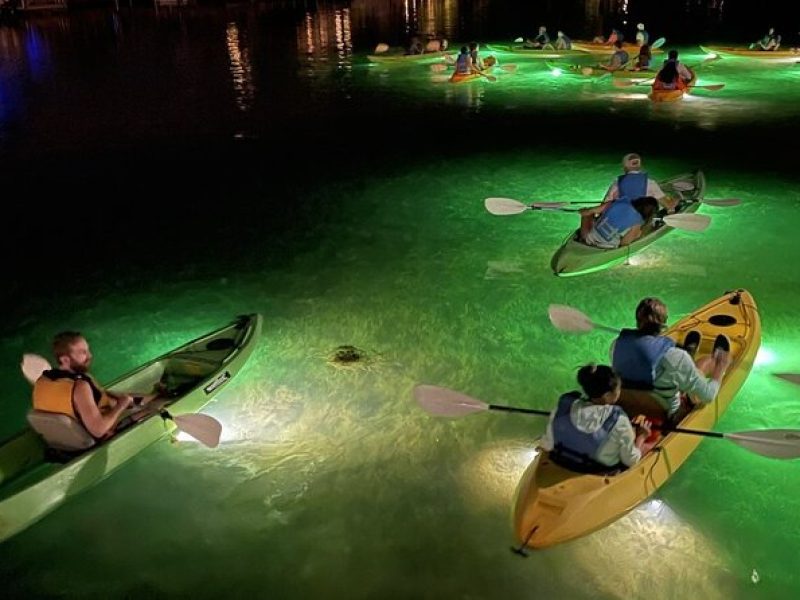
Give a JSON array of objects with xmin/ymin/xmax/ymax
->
[
  {"xmin": 455, "ymin": 53, "xmax": 470, "ymax": 74},
  {"xmin": 612, "ymin": 329, "xmax": 675, "ymax": 389},
  {"xmin": 617, "ymin": 171, "xmax": 648, "ymax": 203},
  {"xmin": 592, "ymin": 200, "xmax": 644, "ymax": 246},
  {"xmin": 551, "ymin": 392, "xmax": 622, "ymax": 471},
  {"xmin": 612, "ymin": 49, "xmax": 629, "ymax": 67}
]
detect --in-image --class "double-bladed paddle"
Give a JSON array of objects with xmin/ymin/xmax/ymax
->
[
  {"xmin": 414, "ymin": 384, "xmax": 800, "ymax": 459},
  {"xmin": 484, "ymin": 197, "xmax": 712, "ymax": 232}
]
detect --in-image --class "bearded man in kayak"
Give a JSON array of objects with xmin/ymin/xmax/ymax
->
[
  {"xmin": 611, "ymin": 298, "xmax": 731, "ymax": 422},
  {"xmin": 32, "ymin": 332, "xmax": 154, "ymax": 440},
  {"xmin": 539, "ymin": 364, "xmax": 652, "ymax": 472}
]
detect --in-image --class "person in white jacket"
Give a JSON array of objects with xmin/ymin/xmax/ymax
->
[{"xmin": 540, "ymin": 364, "xmax": 651, "ymax": 472}]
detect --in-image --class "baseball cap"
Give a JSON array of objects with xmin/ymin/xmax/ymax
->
[{"xmin": 622, "ymin": 153, "xmax": 642, "ymax": 170}]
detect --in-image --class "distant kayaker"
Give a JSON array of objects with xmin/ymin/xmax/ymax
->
[
  {"xmin": 632, "ymin": 44, "xmax": 652, "ymax": 70},
  {"xmin": 662, "ymin": 49, "xmax": 692, "ymax": 83},
  {"xmin": 425, "ymin": 33, "xmax": 449, "ymax": 53},
  {"xmin": 610, "ymin": 298, "xmax": 731, "ymax": 422},
  {"xmin": 31, "ymin": 332, "xmax": 156, "ymax": 440},
  {"xmin": 555, "ymin": 30, "xmax": 572, "ymax": 50},
  {"xmin": 582, "ymin": 196, "xmax": 660, "ymax": 248},
  {"xmin": 407, "ymin": 35, "xmax": 424, "ymax": 55},
  {"xmin": 599, "ymin": 39, "xmax": 629, "ymax": 71},
  {"xmin": 750, "ymin": 28, "xmax": 780, "ymax": 51},
  {"xmin": 539, "ymin": 364, "xmax": 652, "ymax": 472},
  {"xmin": 635, "ymin": 23, "xmax": 649, "ymax": 47},
  {"xmin": 525, "ymin": 26, "xmax": 550, "ymax": 49},
  {"xmin": 593, "ymin": 28, "xmax": 622, "ymax": 45},
  {"xmin": 578, "ymin": 153, "xmax": 676, "ymax": 236},
  {"xmin": 468, "ymin": 41, "xmax": 485, "ymax": 71},
  {"xmin": 454, "ymin": 46, "xmax": 474, "ymax": 75}
]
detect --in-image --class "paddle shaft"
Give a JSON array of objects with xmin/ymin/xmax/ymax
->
[
  {"xmin": 489, "ymin": 406, "xmax": 725, "ymax": 439},
  {"xmin": 489, "ymin": 404, "xmax": 550, "ymax": 416}
]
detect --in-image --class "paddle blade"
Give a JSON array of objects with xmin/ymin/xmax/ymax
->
[
  {"xmin": 482, "ymin": 73, "xmax": 497, "ymax": 82},
  {"xmin": 514, "ymin": 37, "xmax": 523, "ymax": 43},
  {"xmin": 374, "ymin": 43, "xmax": 389, "ymax": 54},
  {"xmin": 171, "ymin": 413, "xmax": 222, "ymax": 448},
  {"xmin": 500, "ymin": 64, "xmax": 518, "ymax": 72},
  {"xmin": 691, "ymin": 83, "xmax": 725, "ymax": 92},
  {"xmin": 662, "ymin": 213, "xmax": 711, "ymax": 232},
  {"xmin": 775, "ymin": 373, "xmax": 800, "ymax": 386},
  {"xmin": 727, "ymin": 430, "xmax": 800, "ymax": 459},
  {"xmin": 548, "ymin": 304, "xmax": 594, "ymax": 333},
  {"xmin": 414, "ymin": 384, "xmax": 488, "ymax": 417},
  {"xmin": 430, "ymin": 63, "xmax": 448, "ymax": 72},
  {"xmin": 21, "ymin": 353, "xmax": 52, "ymax": 385},
  {"xmin": 485, "ymin": 197, "xmax": 529, "ymax": 215},
  {"xmin": 612, "ymin": 78, "xmax": 635, "ymax": 87},
  {"xmin": 702, "ymin": 198, "xmax": 741, "ymax": 207},
  {"xmin": 672, "ymin": 181, "xmax": 696, "ymax": 192},
  {"xmin": 652, "ymin": 37, "xmax": 666, "ymax": 49}
]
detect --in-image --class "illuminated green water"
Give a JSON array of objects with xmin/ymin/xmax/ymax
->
[{"xmin": 1, "ymin": 12, "xmax": 800, "ymax": 599}]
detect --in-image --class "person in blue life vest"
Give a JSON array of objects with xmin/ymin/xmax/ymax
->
[
  {"xmin": 578, "ymin": 153, "xmax": 677, "ymax": 240},
  {"xmin": 555, "ymin": 30, "xmax": 572, "ymax": 50},
  {"xmin": 525, "ymin": 26, "xmax": 550, "ymax": 49},
  {"xmin": 539, "ymin": 364, "xmax": 653, "ymax": 472},
  {"xmin": 31, "ymin": 332, "xmax": 159, "ymax": 441},
  {"xmin": 582, "ymin": 196, "xmax": 659, "ymax": 248},
  {"xmin": 599, "ymin": 39, "xmax": 629, "ymax": 71},
  {"xmin": 454, "ymin": 46, "xmax": 474, "ymax": 75},
  {"xmin": 635, "ymin": 23, "xmax": 649, "ymax": 47},
  {"xmin": 611, "ymin": 298, "xmax": 731, "ymax": 423}
]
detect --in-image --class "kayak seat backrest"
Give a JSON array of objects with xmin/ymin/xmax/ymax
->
[{"xmin": 27, "ymin": 410, "xmax": 96, "ymax": 452}]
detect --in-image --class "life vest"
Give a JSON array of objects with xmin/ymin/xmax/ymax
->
[
  {"xmin": 636, "ymin": 31, "xmax": 649, "ymax": 46},
  {"xmin": 611, "ymin": 49, "xmax": 629, "ymax": 67},
  {"xmin": 455, "ymin": 53, "xmax": 471, "ymax": 75},
  {"xmin": 591, "ymin": 200, "xmax": 644, "ymax": 246},
  {"xmin": 32, "ymin": 369, "xmax": 111, "ymax": 421},
  {"xmin": 617, "ymin": 171, "xmax": 648, "ymax": 203},
  {"xmin": 551, "ymin": 392, "xmax": 622, "ymax": 471},
  {"xmin": 612, "ymin": 329, "xmax": 675, "ymax": 389},
  {"xmin": 535, "ymin": 33, "xmax": 549, "ymax": 45}
]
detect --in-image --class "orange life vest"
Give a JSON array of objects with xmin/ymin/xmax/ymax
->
[{"xmin": 32, "ymin": 370, "xmax": 112, "ymax": 420}]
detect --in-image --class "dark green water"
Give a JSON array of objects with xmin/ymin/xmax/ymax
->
[{"xmin": 1, "ymin": 3, "xmax": 799, "ymax": 599}]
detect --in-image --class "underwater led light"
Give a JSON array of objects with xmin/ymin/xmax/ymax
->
[
  {"xmin": 755, "ymin": 346, "xmax": 776, "ymax": 366},
  {"xmin": 551, "ymin": 68, "xmax": 562, "ymax": 77}
]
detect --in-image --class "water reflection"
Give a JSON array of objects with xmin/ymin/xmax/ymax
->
[{"xmin": 226, "ymin": 21, "xmax": 256, "ymax": 112}]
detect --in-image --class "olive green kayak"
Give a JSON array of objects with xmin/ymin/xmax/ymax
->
[
  {"xmin": 550, "ymin": 171, "xmax": 705, "ymax": 277},
  {"xmin": 0, "ymin": 313, "xmax": 261, "ymax": 543}
]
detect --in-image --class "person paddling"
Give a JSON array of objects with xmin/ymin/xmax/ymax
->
[
  {"xmin": 610, "ymin": 298, "xmax": 731, "ymax": 422},
  {"xmin": 582, "ymin": 196, "xmax": 660, "ymax": 248},
  {"xmin": 539, "ymin": 364, "xmax": 652, "ymax": 473},
  {"xmin": 599, "ymin": 39, "xmax": 629, "ymax": 71}
]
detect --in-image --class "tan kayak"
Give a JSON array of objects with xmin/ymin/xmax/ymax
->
[
  {"xmin": 511, "ymin": 290, "xmax": 761, "ymax": 550},
  {"xmin": 700, "ymin": 45, "xmax": 800, "ymax": 61}
]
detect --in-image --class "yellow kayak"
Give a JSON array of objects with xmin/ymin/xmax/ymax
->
[
  {"xmin": 511, "ymin": 290, "xmax": 761, "ymax": 550},
  {"xmin": 649, "ymin": 70, "xmax": 696, "ymax": 103},
  {"xmin": 573, "ymin": 41, "xmax": 664, "ymax": 56}
]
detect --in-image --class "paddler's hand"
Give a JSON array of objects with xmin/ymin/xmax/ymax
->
[
  {"xmin": 632, "ymin": 415, "xmax": 652, "ymax": 438},
  {"xmin": 578, "ymin": 207, "xmax": 597, "ymax": 217}
]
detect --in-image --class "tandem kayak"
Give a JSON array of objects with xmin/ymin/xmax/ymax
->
[
  {"xmin": 484, "ymin": 44, "xmax": 589, "ymax": 58},
  {"xmin": 550, "ymin": 171, "xmax": 705, "ymax": 277},
  {"xmin": 546, "ymin": 61, "xmax": 655, "ymax": 78},
  {"xmin": 450, "ymin": 71, "xmax": 484, "ymax": 83},
  {"xmin": 700, "ymin": 45, "xmax": 800, "ymax": 61},
  {"xmin": 512, "ymin": 289, "xmax": 761, "ymax": 550},
  {"xmin": 367, "ymin": 49, "xmax": 452, "ymax": 64},
  {"xmin": 649, "ymin": 70, "xmax": 697, "ymax": 102},
  {"xmin": 572, "ymin": 41, "xmax": 665, "ymax": 56},
  {"xmin": 0, "ymin": 313, "xmax": 262, "ymax": 543}
]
